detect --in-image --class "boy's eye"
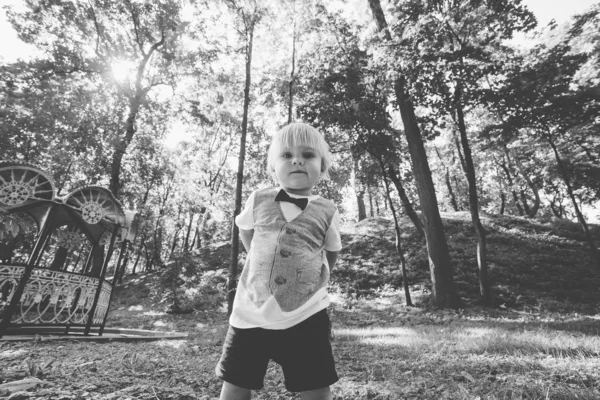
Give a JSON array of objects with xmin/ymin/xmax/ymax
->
[
  {"xmin": 282, "ymin": 152, "xmax": 292, "ymax": 159},
  {"xmin": 303, "ymin": 152, "xmax": 315, "ymax": 159}
]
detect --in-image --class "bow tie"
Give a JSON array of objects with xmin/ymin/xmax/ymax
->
[{"xmin": 275, "ymin": 189, "xmax": 308, "ymax": 210}]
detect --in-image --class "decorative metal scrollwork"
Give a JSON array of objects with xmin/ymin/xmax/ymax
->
[
  {"xmin": 80, "ymin": 202, "xmax": 105, "ymax": 224},
  {"xmin": 56, "ymin": 228, "xmax": 84, "ymax": 251},
  {"xmin": 0, "ymin": 266, "xmax": 113, "ymax": 325},
  {"xmin": 65, "ymin": 188, "xmax": 124, "ymax": 225},
  {"xmin": 0, "ymin": 164, "xmax": 55, "ymax": 207},
  {"xmin": 0, "ymin": 182, "xmax": 33, "ymax": 206}
]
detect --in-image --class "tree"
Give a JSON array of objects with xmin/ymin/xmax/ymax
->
[
  {"xmin": 6, "ymin": 0, "xmax": 188, "ymax": 198},
  {"xmin": 367, "ymin": 0, "xmax": 461, "ymax": 308},
  {"xmin": 225, "ymin": 0, "xmax": 265, "ymax": 315},
  {"xmin": 380, "ymin": 0, "xmax": 536, "ymax": 305},
  {"xmin": 0, "ymin": 60, "xmax": 119, "ymax": 191},
  {"xmin": 287, "ymin": 2, "xmax": 298, "ymax": 124},
  {"xmin": 377, "ymin": 157, "xmax": 413, "ymax": 306},
  {"xmin": 294, "ymin": 8, "xmax": 425, "ymax": 234},
  {"xmin": 490, "ymin": 17, "xmax": 600, "ymax": 266}
]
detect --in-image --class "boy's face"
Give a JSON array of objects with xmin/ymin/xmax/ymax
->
[{"xmin": 273, "ymin": 145, "xmax": 322, "ymax": 196}]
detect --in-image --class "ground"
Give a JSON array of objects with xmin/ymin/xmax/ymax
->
[{"xmin": 1, "ymin": 213, "xmax": 599, "ymax": 399}]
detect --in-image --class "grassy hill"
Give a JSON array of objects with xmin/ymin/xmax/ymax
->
[
  {"xmin": 110, "ymin": 212, "xmax": 600, "ymax": 323},
  {"xmin": 335, "ymin": 212, "xmax": 600, "ymax": 313}
]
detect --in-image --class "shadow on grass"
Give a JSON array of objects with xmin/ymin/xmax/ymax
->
[
  {"xmin": 333, "ymin": 318, "xmax": 600, "ymax": 357},
  {"xmin": 331, "ymin": 317, "xmax": 600, "ymax": 399}
]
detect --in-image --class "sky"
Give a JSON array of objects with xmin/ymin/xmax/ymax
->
[
  {"xmin": 0, "ymin": 0, "xmax": 34, "ymax": 62},
  {"xmin": 1, "ymin": 0, "xmax": 598, "ymax": 63},
  {"xmin": 524, "ymin": 0, "xmax": 598, "ymax": 26}
]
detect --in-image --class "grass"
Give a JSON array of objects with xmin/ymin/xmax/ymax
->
[
  {"xmin": 3, "ymin": 306, "xmax": 599, "ymax": 399},
  {"xmin": 1, "ymin": 213, "xmax": 600, "ymax": 399},
  {"xmin": 331, "ymin": 308, "xmax": 600, "ymax": 399}
]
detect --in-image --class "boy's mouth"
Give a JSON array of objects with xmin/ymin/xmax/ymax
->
[{"xmin": 290, "ymin": 170, "xmax": 306, "ymax": 175}]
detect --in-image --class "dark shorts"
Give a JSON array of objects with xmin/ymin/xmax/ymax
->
[{"xmin": 215, "ymin": 309, "xmax": 338, "ymax": 392}]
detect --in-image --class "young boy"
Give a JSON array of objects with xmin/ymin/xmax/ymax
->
[{"xmin": 216, "ymin": 123, "xmax": 342, "ymax": 400}]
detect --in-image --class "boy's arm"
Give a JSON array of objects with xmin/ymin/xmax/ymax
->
[
  {"xmin": 325, "ymin": 250, "xmax": 339, "ymax": 270},
  {"xmin": 240, "ymin": 229, "xmax": 254, "ymax": 252}
]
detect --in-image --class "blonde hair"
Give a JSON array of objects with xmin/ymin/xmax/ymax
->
[{"xmin": 267, "ymin": 122, "xmax": 332, "ymax": 180}]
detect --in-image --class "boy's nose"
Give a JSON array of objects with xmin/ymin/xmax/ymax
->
[{"xmin": 292, "ymin": 157, "xmax": 304, "ymax": 165}]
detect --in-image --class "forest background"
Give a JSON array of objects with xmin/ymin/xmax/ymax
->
[
  {"xmin": 2, "ymin": 0, "xmax": 599, "ymax": 309},
  {"xmin": 0, "ymin": 0, "xmax": 598, "ymax": 300}
]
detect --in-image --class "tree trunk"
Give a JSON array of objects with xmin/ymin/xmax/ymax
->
[
  {"xmin": 197, "ymin": 209, "xmax": 210, "ymax": 249},
  {"xmin": 169, "ymin": 229, "xmax": 180, "ymax": 260},
  {"xmin": 445, "ymin": 170, "xmax": 459, "ymax": 211},
  {"xmin": 132, "ymin": 236, "xmax": 145, "ymax": 275},
  {"xmin": 550, "ymin": 192, "xmax": 565, "ymax": 219},
  {"xmin": 119, "ymin": 211, "xmax": 141, "ymax": 281},
  {"xmin": 168, "ymin": 206, "xmax": 183, "ymax": 260},
  {"xmin": 117, "ymin": 241, "xmax": 130, "ymax": 284},
  {"xmin": 191, "ymin": 228, "xmax": 199, "ymax": 250},
  {"xmin": 379, "ymin": 161, "xmax": 412, "ymax": 306},
  {"xmin": 108, "ymin": 32, "xmax": 165, "ymax": 198},
  {"xmin": 499, "ymin": 161, "xmax": 524, "ymax": 216},
  {"xmin": 368, "ymin": 0, "xmax": 461, "ymax": 308},
  {"xmin": 228, "ymin": 18, "xmax": 255, "ymax": 315},
  {"xmin": 504, "ymin": 149, "xmax": 531, "ymax": 215},
  {"xmin": 90, "ymin": 246, "xmax": 105, "ymax": 278},
  {"xmin": 356, "ymin": 191, "xmax": 367, "ymax": 221},
  {"xmin": 513, "ymin": 153, "xmax": 541, "ymax": 217},
  {"xmin": 288, "ymin": 16, "xmax": 297, "ymax": 124},
  {"xmin": 454, "ymin": 84, "xmax": 491, "ymax": 306},
  {"xmin": 354, "ymin": 158, "xmax": 367, "ymax": 221},
  {"xmin": 144, "ymin": 241, "xmax": 152, "ymax": 272},
  {"xmin": 434, "ymin": 147, "xmax": 460, "ymax": 212},
  {"xmin": 546, "ymin": 133, "xmax": 599, "ymax": 268},
  {"xmin": 153, "ymin": 175, "xmax": 175, "ymax": 267},
  {"xmin": 367, "ymin": 182, "xmax": 374, "ymax": 217},
  {"xmin": 453, "ymin": 133, "xmax": 468, "ymax": 175},
  {"xmin": 113, "ymin": 240, "xmax": 126, "ymax": 283},
  {"xmin": 395, "ymin": 78, "xmax": 461, "ymax": 308},
  {"xmin": 153, "ymin": 223, "xmax": 163, "ymax": 269},
  {"xmin": 55, "ymin": 162, "xmax": 72, "ymax": 197},
  {"xmin": 183, "ymin": 211, "xmax": 195, "ymax": 253},
  {"xmin": 50, "ymin": 247, "xmax": 68, "ymax": 271},
  {"xmin": 452, "ymin": 174, "xmax": 465, "ymax": 210},
  {"xmin": 519, "ymin": 190, "xmax": 531, "ymax": 215},
  {"xmin": 386, "ymin": 165, "xmax": 425, "ymax": 237},
  {"xmin": 367, "ymin": 0, "xmax": 391, "ymax": 40},
  {"xmin": 109, "ymin": 99, "xmax": 140, "ymax": 197},
  {"xmin": 499, "ymin": 190, "xmax": 506, "ymax": 215},
  {"xmin": 550, "ymin": 201, "xmax": 564, "ymax": 219}
]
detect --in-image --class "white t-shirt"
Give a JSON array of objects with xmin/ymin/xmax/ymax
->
[{"xmin": 230, "ymin": 189, "xmax": 342, "ymax": 329}]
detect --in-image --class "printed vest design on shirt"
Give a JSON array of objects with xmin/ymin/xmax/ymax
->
[{"xmin": 240, "ymin": 188, "xmax": 336, "ymax": 312}]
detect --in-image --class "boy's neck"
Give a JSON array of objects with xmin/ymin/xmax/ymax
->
[{"xmin": 281, "ymin": 187, "xmax": 313, "ymax": 196}]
